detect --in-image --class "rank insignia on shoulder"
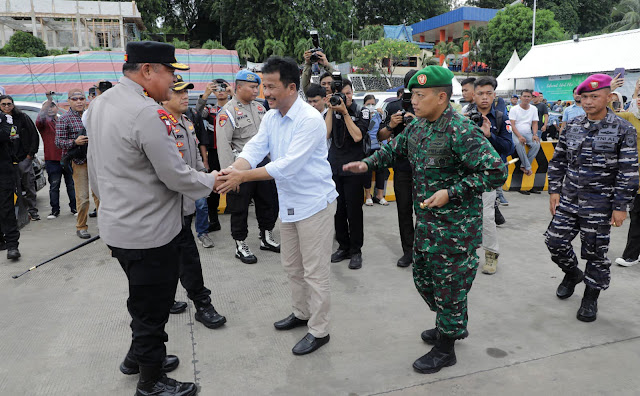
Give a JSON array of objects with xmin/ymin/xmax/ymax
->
[
  {"xmin": 257, "ymin": 105, "xmax": 265, "ymax": 112},
  {"xmin": 219, "ymin": 114, "xmax": 228, "ymax": 127},
  {"xmin": 157, "ymin": 109, "xmax": 173, "ymax": 135}
]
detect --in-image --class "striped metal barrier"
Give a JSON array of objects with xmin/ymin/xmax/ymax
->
[{"xmin": 503, "ymin": 140, "xmax": 557, "ymax": 192}]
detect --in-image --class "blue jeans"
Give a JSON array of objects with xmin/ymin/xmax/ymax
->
[
  {"xmin": 195, "ymin": 197, "xmax": 209, "ymax": 237},
  {"xmin": 45, "ymin": 160, "xmax": 76, "ymax": 213}
]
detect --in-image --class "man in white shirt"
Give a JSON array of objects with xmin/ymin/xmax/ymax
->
[
  {"xmin": 508, "ymin": 89, "xmax": 540, "ymax": 176},
  {"xmin": 217, "ymin": 56, "xmax": 338, "ymax": 356}
]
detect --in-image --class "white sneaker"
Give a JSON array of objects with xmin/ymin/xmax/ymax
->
[
  {"xmin": 615, "ymin": 256, "xmax": 640, "ymax": 267},
  {"xmin": 260, "ymin": 229, "xmax": 280, "ymax": 252},
  {"xmin": 235, "ymin": 240, "xmax": 257, "ymax": 264}
]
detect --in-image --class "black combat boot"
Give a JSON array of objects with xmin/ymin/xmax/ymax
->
[
  {"xmin": 413, "ymin": 335, "xmax": 457, "ymax": 374},
  {"xmin": 194, "ymin": 305, "xmax": 227, "ymax": 329},
  {"xmin": 136, "ymin": 366, "xmax": 197, "ymax": 396},
  {"xmin": 420, "ymin": 327, "xmax": 468, "ymax": 345},
  {"xmin": 120, "ymin": 353, "xmax": 179, "ymax": 375},
  {"xmin": 577, "ymin": 286, "xmax": 600, "ymax": 322},
  {"xmin": 556, "ymin": 267, "xmax": 584, "ymax": 299}
]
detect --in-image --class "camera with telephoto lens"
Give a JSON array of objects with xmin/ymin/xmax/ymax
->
[
  {"xmin": 329, "ymin": 72, "xmax": 346, "ymax": 107},
  {"xmin": 309, "ymin": 30, "xmax": 324, "ymax": 63},
  {"xmin": 467, "ymin": 106, "xmax": 483, "ymax": 127}
]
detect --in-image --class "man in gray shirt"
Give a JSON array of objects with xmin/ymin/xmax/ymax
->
[{"xmin": 86, "ymin": 41, "xmax": 217, "ymax": 396}]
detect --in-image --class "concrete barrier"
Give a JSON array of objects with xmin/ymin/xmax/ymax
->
[{"xmin": 503, "ymin": 140, "xmax": 557, "ymax": 192}]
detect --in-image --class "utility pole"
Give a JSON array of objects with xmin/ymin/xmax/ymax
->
[{"xmin": 532, "ymin": 0, "xmax": 537, "ymax": 47}]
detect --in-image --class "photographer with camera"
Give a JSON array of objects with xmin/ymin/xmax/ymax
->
[
  {"xmin": 377, "ymin": 70, "xmax": 418, "ymax": 268},
  {"xmin": 55, "ymin": 88, "xmax": 99, "ymax": 239},
  {"xmin": 325, "ymin": 74, "xmax": 369, "ymax": 270},
  {"xmin": 302, "ymin": 30, "xmax": 335, "ymax": 97},
  {"xmin": 465, "ymin": 77, "xmax": 513, "ymax": 275}
]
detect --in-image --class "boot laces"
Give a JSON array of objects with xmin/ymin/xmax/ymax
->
[
  {"xmin": 237, "ymin": 240, "xmax": 252, "ymax": 256},
  {"xmin": 264, "ymin": 229, "xmax": 279, "ymax": 246}
]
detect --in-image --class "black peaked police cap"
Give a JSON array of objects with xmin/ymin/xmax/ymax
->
[{"xmin": 124, "ymin": 41, "xmax": 189, "ymax": 71}]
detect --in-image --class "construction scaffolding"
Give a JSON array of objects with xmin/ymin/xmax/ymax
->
[{"xmin": 0, "ymin": 0, "xmax": 144, "ymax": 51}]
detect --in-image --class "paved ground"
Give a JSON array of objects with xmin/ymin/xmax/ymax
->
[{"xmin": 1, "ymin": 190, "xmax": 639, "ymax": 395}]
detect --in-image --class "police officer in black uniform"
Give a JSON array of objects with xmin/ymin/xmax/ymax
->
[
  {"xmin": 0, "ymin": 111, "xmax": 20, "ymax": 259},
  {"xmin": 325, "ymin": 76, "xmax": 369, "ymax": 270},
  {"xmin": 377, "ymin": 70, "xmax": 418, "ymax": 268}
]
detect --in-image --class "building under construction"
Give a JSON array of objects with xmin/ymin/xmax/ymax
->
[{"xmin": 0, "ymin": 0, "xmax": 144, "ymax": 51}]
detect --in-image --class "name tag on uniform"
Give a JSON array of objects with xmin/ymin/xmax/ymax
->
[{"xmin": 592, "ymin": 134, "xmax": 617, "ymax": 152}]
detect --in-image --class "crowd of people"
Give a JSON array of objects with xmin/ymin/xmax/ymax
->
[{"xmin": 0, "ymin": 40, "xmax": 639, "ymax": 395}]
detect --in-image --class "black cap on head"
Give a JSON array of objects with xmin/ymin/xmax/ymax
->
[
  {"xmin": 97, "ymin": 80, "xmax": 113, "ymax": 92},
  {"xmin": 124, "ymin": 41, "xmax": 189, "ymax": 70},
  {"xmin": 404, "ymin": 70, "xmax": 418, "ymax": 89}
]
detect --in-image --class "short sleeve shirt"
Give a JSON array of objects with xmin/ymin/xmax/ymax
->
[{"xmin": 508, "ymin": 105, "xmax": 539, "ymax": 135}]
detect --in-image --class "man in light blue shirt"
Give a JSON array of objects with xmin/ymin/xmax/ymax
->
[
  {"xmin": 217, "ymin": 56, "xmax": 337, "ymax": 356},
  {"xmin": 561, "ymin": 86, "xmax": 586, "ymax": 133}
]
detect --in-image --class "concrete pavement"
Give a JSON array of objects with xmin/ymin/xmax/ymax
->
[{"xmin": 0, "ymin": 190, "xmax": 638, "ymax": 395}]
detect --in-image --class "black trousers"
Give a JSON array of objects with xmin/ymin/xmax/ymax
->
[
  {"xmin": 110, "ymin": 236, "xmax": 180, "ymax": 367},
  {"xmin": 226, "ymin": 178, "xmax": 278, "ymax": 241},
  {"xmin": 0, "ymin": 175, "xmax": 19, "ymax": 249},
  {"xmin": 334, "ymin": 174, "xmax": 365, "ymax": 254},
  {"xmin": 207, "ymin": 147, "xmax": 220, "ymax": 225},
  {"xmin": 394, "ymin": 170, "xmax": 415, "ymax": 255},
  {"xmin": 623, "ymin": 195, "xmax": 640, "ymax": 260},
  {"xmin": 178, "ymin": 215, "xmax": 212, "ymax": 307}
]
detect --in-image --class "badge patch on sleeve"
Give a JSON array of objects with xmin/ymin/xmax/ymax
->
[
  {"xmin": 157, "ymin": 109, "xmax": 173, "ymax": 135},
  {"xmin": 219, "ymin": 114, "xmax": 228, "ymax": 127}
]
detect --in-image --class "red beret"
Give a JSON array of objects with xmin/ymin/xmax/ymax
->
[{"xmin": 576, "ymin": 74, "xmax": 612, "ymax": 95}]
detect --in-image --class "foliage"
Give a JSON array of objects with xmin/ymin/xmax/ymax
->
[
  {"xmin": 485, "ymin": 4, "xmax": 564, "ymax": 71},
  {"xmin": 433, "ymin": 41, "xmax": 460, "ymax": 63},
  {"xmin": 358, "ymin": 25, "xmax": 384, "ymax": 43},
  {"xmin": 48, "ymin": 47, "xmax": 69, "ymax": 56},
  {"xmin": 294, "ymin": 38, "xmax": 312, "ymax": 63},
  {"xmin": 171, "ymin": 37, "xmax": 190, "ymax": 49},
  {"xmin": 607, "ymin": 0, "xmax": 640, "ymax": 32},
  {"xmin": 2, "ymin": 31, "xmax": 48, "ymax": 57},
  {"xmin": 234, "ymin": 37, "xmax": 260, "ymax": 63},
  {"xmin": 351, "ymin": 38, "xmax": 420, "ymax": 80},
  {"xmin": 462, "ymin": 25, "xmax": 481, "ymax": 70},
  {"xmin": 263, "ymin": 39, "xmax": 287, "ymax": 59},
  {"xmin": 353, "ymin": 0, "xmax": 449, "ymax": 27},
  {"xmin": 339, "ymin": 41, "xmax": 361, "ymax": 62},
  {"xmin": 202, "ymin": 39, "xmax": 226, "ymax": 49},
  {"xmin": 467, "ymin": 0, "xmax": 509, "ymax": 7},
  {"xmin": 523, "ymin": 0, "xmax": 613, "ymax": 34},
  {"xmin": 420, "ymin": 52, "xmax": 439, "ymax": 67}
]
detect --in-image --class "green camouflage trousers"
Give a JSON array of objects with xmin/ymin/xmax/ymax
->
[{"xmin": 413, "ymin": 250, "xmax": 479, "ymax": 338}]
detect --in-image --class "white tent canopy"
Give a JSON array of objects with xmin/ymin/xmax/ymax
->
[
  {"xmin": 496, "ymin": 50, "xmax": 534, "ymax": 94},
  {"xmin": 507, "ymin": 29, "xmax": 640, "ymax": 79},
  {"xmin": 443, "ymin": 61, "xmax": 463, "ymax": 96}
]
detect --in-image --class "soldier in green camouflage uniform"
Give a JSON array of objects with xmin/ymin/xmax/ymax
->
[{"xmin": 344, "ymin": 65, "xmax": 507, "ymax": 374}]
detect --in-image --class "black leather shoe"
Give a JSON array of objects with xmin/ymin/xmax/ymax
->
[
  {"xmin": 170, "ymin": 301, "xmax": 188, "ymax": 314},
  {"xmin": 529, "ymin": 189, "xmax": 542, "ymax": 194},
  {"xmin": 208, "ymin": 222, "xmax": 221, "ymax": 232},
  {"xmin": 397, "ymin": 252, "xmax": 412, "ymax": 267},
  {"xmin": 88, "ymin": 209, "xmax": 97, "ymax": 218},
  {"xmin": 331, "ymin": 249, "xmax": 351, "ymax": 263},
  {"xmin": 120, "ymin": 355, "xmax": 179, "ymax": 375},
  {"xmin": 518, "ymin": 190, "xmax": 530, "ymax": 195},
  {"xmin": 195, "ymin": 305, "xmax": 226, "ymax": 329},
  {"xmin": 413, "ymin": 345, "xmax": 457, "ymax": 374},
  {"xmin": 135, "ymin": 374, "xmax": 197, "ymax": 396},
  {"xmin": 292, "ymin": 333, "xmax": 330, "ymax": 355},
  {"xmin": 274, "ymin": 313, "xmax": 308, "ymax": 330},
  {"xmin": 348, "ymin": 253, "xmax": 362, "ymax": 269},
  {"xmin": 7, "ymin": 248, "xmax": 20, "ymax": 260},
  {"xmin": 556, "ymin": 268, "xmax": 584, "ymax": 299},
  {"xmin": 577, "ymin": 286, "xmax": 600, "ymax": 322},
  {"xmin": 421, "ymin": 328, "xmax": 469, "ymax": 345}
]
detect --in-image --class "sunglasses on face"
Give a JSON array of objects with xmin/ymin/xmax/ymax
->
[
  {"xmin": 0, "ymin": 103, "xmax": 13, "ymax": 107},
  {"xmin": 69, "ymin": 97, "xmax": 86, "ymax": 101}
]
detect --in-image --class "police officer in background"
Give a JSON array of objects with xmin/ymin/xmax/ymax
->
[
  {"xmin": 217, "ymin": 70, "xmax": 280, "ymax": 264},
  {"xmin": 377, "ymin": 70, "xmax": 417, "ymax": 268},
  {"xmin": 546, "ymin": 74, "xmax": 639, "ymax": 323},
  {"xmin": 157, "ymin": 75, "xmax": 226, "ymax": 330},
  {"xmin": 86, "ymin": 41, "xmax": 219, "ymax": 396},
  {"xmin": 195, "ymin": 78, "xmax": 234, "ymax": 232}
]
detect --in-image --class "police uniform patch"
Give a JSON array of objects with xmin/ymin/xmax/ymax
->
[
  {"xmin": 157, "ymin": 109, "xmax": 173, "ymax": 135},
  {"xmin": 219, "ymin": 114, "xmax": 228, "ymax": 127},
  {"xmin": 176, "ymin": 141, "xmax": 184, "ymax": 148},
  {"xmin": 237, "ymin": 111, "xmax": 243, "ymax": 116},
  {"xmin": 257, "ymin": 105, "xmax": 264, "ymax": 112},
  {"xmin": 627, "ymin": 135, "xmax": 636, "ymax": 147},
  {"xmin": 361, "ymin": 108, "xmax": 370, "ymax": 120},
  {"xmin": 505, "ymin": 120, "xmax": 512, "ymax": 132},
  {"xmin": 418, "ymin": 74, "xmax": 427, "ymax": 85}
]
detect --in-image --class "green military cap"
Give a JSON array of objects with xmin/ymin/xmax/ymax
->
[{"xmin": 407, "ymin": 65, "xmax": 455, "ymax": 91}]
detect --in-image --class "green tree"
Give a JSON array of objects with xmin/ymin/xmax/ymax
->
[
  {"xmin": 351, "ymin": 38, "xmax": 420, "ymax": 81},
  {"xmin": 358, "ymin": 25, "xmax": 384, "ymax": 43},
  {"xmin": 171, "ymin": 37, "xmax": 189, "ymax": 49},
  {"xmin": 2, "ymin": 31, "xmax": 48, "ymax": 57},
  {"xmin": 523, "ymin": 0, "xmax": 613, "ymax": 34},
  {"xmin": 340, "ymin": 41, "xmax": 361, "ymax": 62},
  {"xmin": 486, "ymin": 4, "xmax": 564, "ymax": 71},
  {"xmin": 433, "ymin": 41, "xmax": 460, "ymax": 64},
  {"xmin": 467, "ymin": 0, "xmax": 509, "ymax": 7},
  {"xmin": 263, "ymin": 39, "xmax": 287, "ymax": 59},
  {"xmin": 607, "ymin": 0, "xmax": 640, "ymax": 32},
  {"xmin": 354, "ymin": 0, "xmax": 448, "ymax": 27},
  {"xmin": 420, "ymin": 52, "xmax": 439, "ymax": 67},
  {"xmin": 235, "ymin": 37, "xmax": 260, "ymax": 63},
  {"xmin": 294, "ymin": 37, "xmax": 312, "ymax": 62},
  {"xmin": 202, "ymin": 39, "xmax": 226, "ymax": 49},
  {"xmin": 462, "ymin": 25, "xmax": 482, "ymax": 70}
]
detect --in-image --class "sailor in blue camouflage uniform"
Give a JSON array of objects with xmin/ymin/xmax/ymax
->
[{"xmin": 545, "ymin": 73, "xmax": 639, "ymax": 322}]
